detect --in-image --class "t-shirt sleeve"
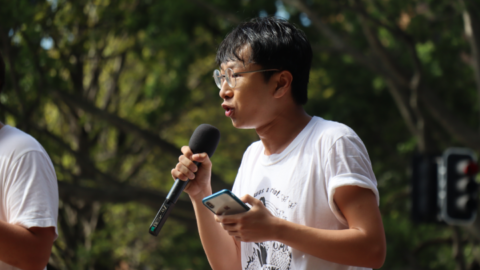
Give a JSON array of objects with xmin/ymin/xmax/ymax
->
[
  {"xmin": 324, "ymin": 135, "xmax": 379, "ymax": 226},
  {"xmin": 6, "ymin": 151, "xmax": 59, "ymax": 236}
]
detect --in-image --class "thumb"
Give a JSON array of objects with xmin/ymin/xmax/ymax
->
[
  {"xmin": 241, "ymin": 194, "xmax": 263, "ymax": 206},
  {"xmin": 192, "ymin": 153, "xmax": 212, "ymax": 167}
]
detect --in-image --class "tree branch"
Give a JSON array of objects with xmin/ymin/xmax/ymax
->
[
  {"xmin": 413, "ymin": 237, "xmax": 453, "ymax": 254},
  {"xmin": 84, "ymin": 51, "xmax": 102, "ymax": 102},
  {"xmin": 122, "ymin": 147, "xmax": 151, "ymax": 182},
  {"xmin": 57, "ymin": 181, "xmax": 195, "ymax": 220},
  {"xmin": 452, "ymin": 226, "xmax": 467, "ymax": 270},
  {"xmin": 349, "ymin": 0, "xmax": 430, "ymax": 150},
  {"xmin": 285, "ymin": 0, "xmax": 380, "ymax": 74},
  {"xmin": 353, "ymin": 2, "xmax": 410, "ymax": 87},
  {"xmin": 419, "ymin": 88, "xmax": 480, "ymax": 150},
  {"xmin": 287, "ymin": 0, "xmax": 480, "ymax": 150},
  {"xmin": 459, "ymin": 0, "xmax": 480, "ymax": 131},
  {"xmin": 51, "ymin": 90, "xmax": 232, "ymax": 189},
  {"xmin": 102, "ymin": 53, "xmax": 126, "ymax": 110},
  {"xmin": 52, "ymin": 89, "xmax": 181, "ymax": 156}
]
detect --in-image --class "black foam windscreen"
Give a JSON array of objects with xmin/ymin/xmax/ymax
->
[{"xmin": 188, "ymin": 124, "xmax": 221, "ymax": 157}]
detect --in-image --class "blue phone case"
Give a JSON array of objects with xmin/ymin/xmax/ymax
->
[{"xmin": 202, "ymin": 189, "xmax": 250, "ymax": 215}]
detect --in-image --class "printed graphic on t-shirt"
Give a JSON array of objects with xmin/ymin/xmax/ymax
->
[{"xmin": 244, "ymin": 187, "xmax": 297, "ymax": 270}]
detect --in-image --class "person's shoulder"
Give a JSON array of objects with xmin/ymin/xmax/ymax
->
[
  {"xmin": 311, "ymin": 116, "xmax": 358, "ymax": 140},
  {"xmin": 308, "ymin": 117, "xmax": 365, "ymax": 153},
  {"xmin": 0, "ymin": 126, "xmax": 48, "ymax": 159},
  {"xmin": 244, "ymin": 140, "xmax": 263, "ymax": 156}
]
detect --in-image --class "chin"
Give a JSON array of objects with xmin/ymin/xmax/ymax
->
[
  {"xmin": 230, "ymin": 119, "xmax": 256, "ymax": 130},
  {"xmin": 230, "ymin": 119, "xmax": 243, "ymax": 129}
]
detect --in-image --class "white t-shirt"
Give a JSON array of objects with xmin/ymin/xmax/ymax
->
[
  {"xmin": 0, "ymin": 125, "xmax": 59, "ymax": 270},
  {"xmin": 232, "ymin": 116, "xmax": 379, "ymax": 270}
]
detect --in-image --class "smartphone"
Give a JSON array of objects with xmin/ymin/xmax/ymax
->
[{"xmin": 202, "ymin": 189, "xmax": 250, "ymax": 215}]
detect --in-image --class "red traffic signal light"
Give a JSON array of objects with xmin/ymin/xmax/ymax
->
[
  {"xmin": 438, "ymin": 148, "xmax": 478, "ymax": 225},
  {"xmin": 463, "ymin": 162, "xmax": 479, "ymax": 176}
]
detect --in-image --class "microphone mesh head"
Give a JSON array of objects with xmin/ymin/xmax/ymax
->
[{"xmin": 189, "ymin": 124, "xmax": 221, "ymax": 157}]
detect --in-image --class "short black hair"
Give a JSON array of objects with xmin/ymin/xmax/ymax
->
[
  {"xmin": 0, "ymin": 52, "xmax": 4, "ymax": 94},
  {"xmin": 216, "ymin": 17, "xmax": 312, "ymax": 105}
]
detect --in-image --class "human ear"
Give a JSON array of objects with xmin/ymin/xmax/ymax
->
[{"xmin": 273, "ymin": 70, "xmax": 293, "ymax": 99}]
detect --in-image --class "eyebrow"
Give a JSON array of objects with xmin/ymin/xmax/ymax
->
[{"xmin": 221, "ymin": 62, "xmax": 242, "ymax": 71}]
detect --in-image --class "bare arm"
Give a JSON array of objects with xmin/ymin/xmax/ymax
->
[
  {"xmin": 190, "ymin": 193, "xmax": 242, "ymax": 270},
  {"xmin": 172, "ymin": 146, "xmax": 241, "ymax": 270},
  {"xmin": 218, "ymin": 186, "xmax": 386, "ymax": 268},
  {"xmin": 276, "ymin": 186, "xmax": 386, "ymax": 268},
  {"xmin": 0, "ymin": 222, "xmax": 55, "ymax": 270}
]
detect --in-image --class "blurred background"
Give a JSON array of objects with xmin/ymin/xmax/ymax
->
[{"xmin": 1, "ymin": 0, "xmax": 480, "ymax": 269}]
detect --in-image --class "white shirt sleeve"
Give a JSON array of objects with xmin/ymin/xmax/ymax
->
[
  {"xmin": 324, "ymin": 135, "xmax": 379, "ymax": 226},
  {"xmin": 5, "ymin": 151, "xmax": 58, "ymax": 236}
]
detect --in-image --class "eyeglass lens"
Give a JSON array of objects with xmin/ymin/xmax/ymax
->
[
  {"xmin": 213, "ymin": 70, "xmax": 221, "ymax": 89},
  {"xmin": 213, "ymin": 69, "xmax": 235, "ymax": 89}
]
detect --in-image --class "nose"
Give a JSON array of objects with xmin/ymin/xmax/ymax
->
[{"xmin": 219, "ymin": 81, "xmax": 233, "ymax": 100}]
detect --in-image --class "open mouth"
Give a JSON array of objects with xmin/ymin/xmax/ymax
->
[{"xmin": 222, "ymin": 105, "xmax": 234, "ymax": 117}]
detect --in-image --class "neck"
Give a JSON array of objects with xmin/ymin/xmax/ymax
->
[{"xmin": 256, "ymin": 106, "xmax": 311, "ymax": 155}]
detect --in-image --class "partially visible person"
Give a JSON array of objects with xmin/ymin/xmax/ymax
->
[
  {"xmin": 172, "ymin": 17, "xmax": 385, "ymax": 270},
  {"xmin": 0, "ymin": 52, "xmax": 58, "ymax": 270}
]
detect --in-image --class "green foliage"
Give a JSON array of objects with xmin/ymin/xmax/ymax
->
[{"xmin": 1, "ymin": 0, "xmax": 479, "ymax": 269}]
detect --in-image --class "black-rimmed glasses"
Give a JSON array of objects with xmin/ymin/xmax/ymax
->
[{"xmin": 213, "ymin": 68, "xmax": 280, "ymax": 89}]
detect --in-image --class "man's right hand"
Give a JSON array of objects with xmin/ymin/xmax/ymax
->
[
  {"xmin": 171, "ymin": 146, "xmax": 212, "ymax": 199},
  {"xmin": 172, "ymin": 150, "xmax": 241, "ymax": 270}
]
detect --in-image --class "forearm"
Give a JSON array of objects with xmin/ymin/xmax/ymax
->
[
  {"xmin": 0, "ymin": 221, "xmax": 53, "ymax": 270},
  {"xmin": 191, "ymin": 192, "xmax": 241, "ymax": 270},
  {"xmin": 274, "ymin": 219, "xmax": 386, "ymax": 268}
]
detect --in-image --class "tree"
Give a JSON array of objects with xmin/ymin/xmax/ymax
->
[
  {"xmin": 1, "ymin": 0, "xmax": 479, "ymax": 269},
  {"xmin": 0, "ymin": 0, "xmax": 245, "ymax": 268}
]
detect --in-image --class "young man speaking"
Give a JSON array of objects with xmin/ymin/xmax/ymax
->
[{"xmin": 171, "ymin": 17, "xmax": 386, "ymax": 270}]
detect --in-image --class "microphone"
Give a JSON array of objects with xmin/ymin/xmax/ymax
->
[{"xmin": 149, "ymin": 124, "xmax": 221, "ymax": 236}]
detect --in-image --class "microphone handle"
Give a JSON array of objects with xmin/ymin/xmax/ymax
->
[
  {"xmin": 149, "ymin": 199, "xmax": 176, "ymax": 236},
  {"xmin": 149, "ymin": 161, "xmax": 199, "ymax": 236}
]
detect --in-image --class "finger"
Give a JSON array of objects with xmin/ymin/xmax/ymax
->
[
  {"xmin": 220, "ymin": 223, "xmax": 239, "ymax": 234},
  {"xmin": 241, "ymin": 194, "xmax": 262, "ymax": 206},
  {"xmin": 176, "ymin": 162, "xmax": 196, "ymax": 180},
  {"xmin": 221, "ymin": 223, "xmax": 238, "ymax": 231},
  {"xmin": 215, "ymin": 214, "xmax": 230, "ymax": 223},
  {"xmin": 181, "ymin": 146, "xmax": 193, "ymax": 159},
  {"xmin": 191, "ymin": 152, "xmax": 212, "ymax": 166},
  {"xmin": 171, "ymin": 168, "xmax": 189, "ymax": 181},
  {"xmin": 216, "ymin": 210, "xmax": 249, "ymax": 223},
  {"xmin": 215, "ymin": 214, "xmax": 228, "ymax": 223},
  {"xmin": 179, "ymin": 155, "xmax": 198, "ymax": 174},
  {"xmin": 227, "ymin": 230, "xmax": 240, "ymax": 237},
  {"xmin": 218, "ymin": 216, "xmax": 240, "ymax": 225}
]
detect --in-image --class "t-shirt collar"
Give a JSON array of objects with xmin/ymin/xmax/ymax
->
[{"xmin": 260, "ymin": 116, "xmax": 319, "ymax": 166}]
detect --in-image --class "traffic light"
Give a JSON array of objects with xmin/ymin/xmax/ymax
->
[
  {"xmin": 411, "ymin": 154, "xmax": 439, "ymax": 223},
  {"xmin": 438, "ymin": 148, "xmax": 479, "ymax": 225}
]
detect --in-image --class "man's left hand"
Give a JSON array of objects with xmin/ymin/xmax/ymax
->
[{"xmin": 215, "ymin": 194, "xmax": 279, "ymax": 242}]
